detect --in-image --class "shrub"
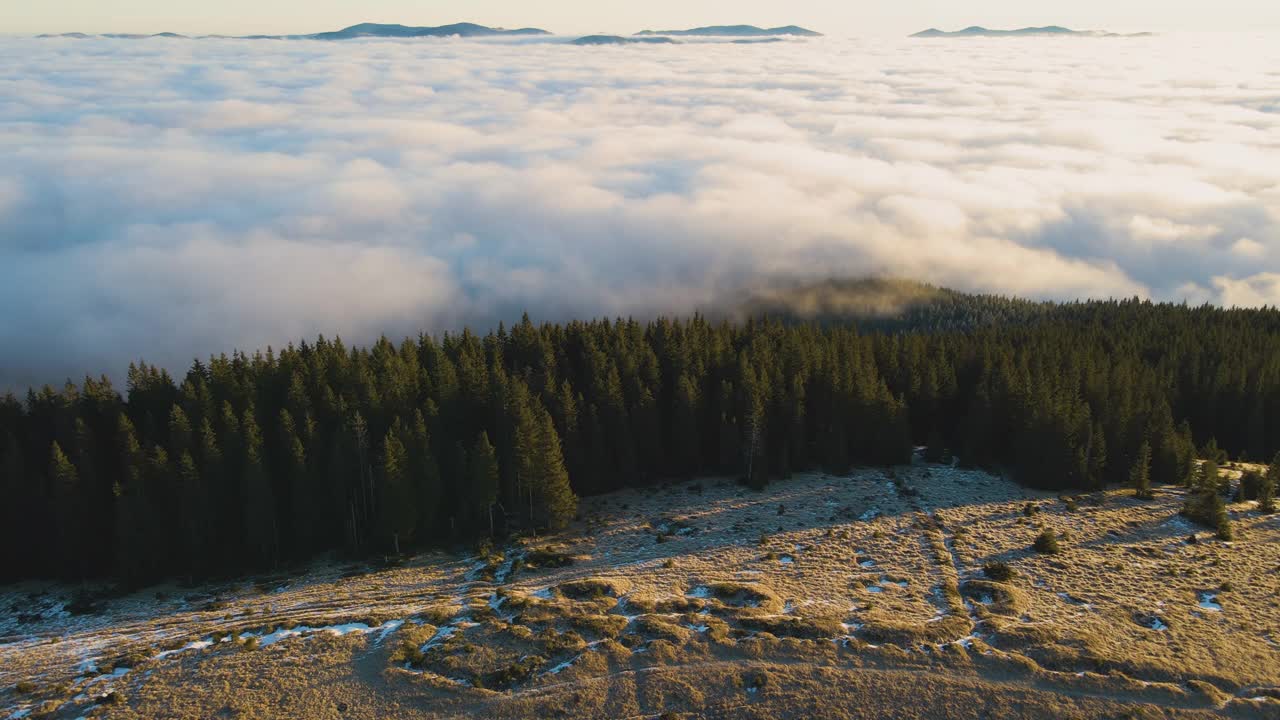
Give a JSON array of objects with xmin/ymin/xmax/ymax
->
[
  {"xmin": 1032, "ymin": 529, "xmax": 1060, "ymax": 555},
  {"xmin": 567, "ymin": 613, "xmax": 628, "ymax": 639},
  {"xmin": 15, "ymin": 680, "xmax": 36, "ymax": 694},
  {"xmin": 1237, "ymin": 471, "xmax": 1264, "ymax": 501},
  {"xmin": 538, "ymin": 629, "xmax": 586, "ymax": 655},
  {"xmin": 741, "ymin": 669, "xmax": 771, "ymax": 691},
  {"xmin": 485, "ymin": 655, "xmax": 545, "ymax": 688},
  {"xmin": 1259, "ymin": 457, "xmax": 1277, "ymax": 513},
  {"xmin": 524, "ymin": 547, "xmax": 574, "ymax": 568},
  {"xmin": 983, "ymin": 561, "xmax": 1016, "ymax": 582},
  {"xmin": 737, "ymin": 615, "xmax": 843, "ymax": 639},
  {"xmin": 390, "ymin": 639, "xmax": 425, "ymax": 665},
  {"xmin": 1183, "ymin": 488, "xmax": 1232, "ymax": 540},
  {"xmin": 1216, "ymin": 516, "xmax": 1234, "ymax": 541}
]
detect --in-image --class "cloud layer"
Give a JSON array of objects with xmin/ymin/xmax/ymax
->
[{"xmin": 1, "ymin": 34, "xmax": 1278, "ymax": 388}]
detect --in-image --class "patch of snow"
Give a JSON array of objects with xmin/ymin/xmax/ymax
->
[
  {"xmin": 866, "ymin": 586, "xmax": 883, "ymax": 593},
  {"xmin": 546, "ymin": 653, "xmax": 586, "ymax": 674},
  {"xmin": 492, "ymin": 550, "xmax": 522, "ymax": 584},
  {"xmin": 420, "ymin": 625, "xmax": 458, "ymax": 653},
  {"xmin": 251, "ymin": 625, "xmax": 310, "ymax": 647},
  {"xmin": 778, "ymin": 555, "xmax": 794, "ymax": 565},
  {"xmin": 687, "ymin": 586, "xmax": 712, "ymax": 599},
  {"xmin": 1198, "ymin": 592, "xmax": 1222, "ymax": 611},
  {"xmin": 1057, "ymin": 592, "xmax": 1090, "ymax": 608},
  {"xmin": 859, "ymin": 508, "xmax": 881, "ymax": 522},
  {"xmin": 322, "ymin": 622, "xmax": 372, "ymax": 636},
  {"xmin": 155, "ymin": 638, "xmax": 213, "ymax": 660}
]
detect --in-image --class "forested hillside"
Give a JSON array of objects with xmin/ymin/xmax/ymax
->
[{"xmin": 4, "ymin": 290, "xmax": 1280, "ymax": 584}]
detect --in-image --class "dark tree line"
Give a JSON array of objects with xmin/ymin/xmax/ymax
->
[{"xmin": 3, "ymin": 294, "xmax": 1280, "ymax": 584}]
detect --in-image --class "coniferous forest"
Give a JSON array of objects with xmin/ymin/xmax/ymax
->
[{"xmin": 3, "ymin": 289, "xmax": 1280, "ymax": 585}]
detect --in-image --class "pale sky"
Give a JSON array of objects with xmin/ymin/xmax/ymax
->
[{"xmin": 5, "ymin": 0, "xmax": 1280, "ymax": 36}]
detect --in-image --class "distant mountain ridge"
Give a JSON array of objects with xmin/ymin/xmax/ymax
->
[
  {"xmin": 36, "ymin": 22, "xmax": 824, "ymax": 44},
  {"xmin": 636, "ymin": 25, "xmax": 821, "ymax": 37},
  {"xmin": 310, "ymin": 22, "xmax": 549, "ymax": 40},
  {"xmin": 37, "ymin": 22, "xmax": 552, "ymax": 40},
  {"xmin": 912, "ymin": 26, "xmax": 1152, "ymax": 38}
]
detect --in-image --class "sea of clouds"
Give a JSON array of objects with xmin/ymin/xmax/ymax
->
[{"xmin": 1, "ymin": 33, "xmax": 1278, "ymax": 388}]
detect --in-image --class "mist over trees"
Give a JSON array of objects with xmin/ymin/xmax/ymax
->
[{"xmin": 3, "ymin": 293, "xmax": 1280, "ymax": 584}]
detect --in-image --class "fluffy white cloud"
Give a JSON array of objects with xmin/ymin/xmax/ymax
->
[
  {"xmin": 1214, "ymin": 273, "xmax": 1280, "ymax": 308},
  {"xmin": 0, "ymin": 33, "xmax": 1277, "ymax": 387}
]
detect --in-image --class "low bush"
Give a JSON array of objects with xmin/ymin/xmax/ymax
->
[
  {"xmin": 1032, "ymin": 529, "xmax": 1060, "ymax": 554},
  {"xmin": 737, "ymin": 615, "xmax": 843, "ymax": 639},
  {"xmin": 484, "ymin": 655, "xmax": 545, "ymax": 689},
  {"xmin": 983, "ymin": 561, "xmax": 1016, "ymax": 582},
  {"xmin": 538, "ymin": 629, "xmax": 587, "ymax": 655},
  {"xmin": 524, "ymin": 547, "xmax": 575, "ymax": 569}
]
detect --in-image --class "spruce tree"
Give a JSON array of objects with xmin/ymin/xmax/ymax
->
[
  {"xmin": 670, "ymin": 374, "xmax": 700, "ymax": 476},
  {"xmin": 468, "ymin": 432, "xmax": 500, "ymax": 535},
  {"xmin": 516, "ymin": 402, "xmax": 577, "ymax": 529},
  {"xmin": 1131, "ymin": 440, "xmax": 1153, "ymax": 499},
  {"xmin": 1087, "ymin": 422, "xmax": 1107, "ymax": 489},
  {"xmin": 49, "ymin": 441, "xmax": 83, "ymax": 578},
  {"xmin": 377, "ymin": 421, "xmax": 417, "ymax": 554},
  {"xmin": 1183, "ymin": 485, "xmax": 1232, "ymax": 540},
  {"xmin": 1197, "ymin": 458, "xmax": 1220, "ymax": 493},
  {"xmin": 174, "ymin": 450, "xmax": 205, "ymax": 578},
  {"xmin": 1260, "ymin": 452, "xmax": 1278, "ymax": 514},
  {"xmin": 113, "ymin": 414, "xmax": 148, "ymax": 583},
  {"xmin": 240, "ymin": 406, "xmax": 277, "ymax": 569},
  {"xmin": 279, "ymin": 409, "xmax": 310, "ymax": 559},
  {"xmin": 144, "ymin": 444, "xmax": 176, "ymax": 573},
  {"xmin": 406, "ymin": 410, "xmax": 439, "ymax": 538},
  {"xmin": 0, "ymin": 432, "xmax": 24, "ymax": 579}
]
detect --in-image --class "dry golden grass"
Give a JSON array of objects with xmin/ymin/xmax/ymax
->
[{"xmin": 2, "ymin": 458, "xmax": 1278, "ymax": 718}]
